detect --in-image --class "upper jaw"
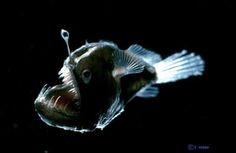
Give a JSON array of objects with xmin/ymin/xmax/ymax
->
[
  {"xmin": 59, "ymin": 59, "xmax": 81, "ymax": 97},
  {"xmin": 34, "ymin": 55, "xmax": 82, "ymax": 128}
]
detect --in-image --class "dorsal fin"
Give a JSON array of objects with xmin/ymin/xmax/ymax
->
[{"xmin": 127, "ymin": 44, "xmax": 162, "ymax": 64}]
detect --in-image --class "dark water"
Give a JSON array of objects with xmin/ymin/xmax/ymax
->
[{"xmin": 2, "ymin": 0, "xmax": 233, "ymax": 152}]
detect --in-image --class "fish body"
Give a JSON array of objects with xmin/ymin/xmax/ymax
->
[{"xmin": 35, "ymin": 30, "xmax": 204, "ymax": 132}]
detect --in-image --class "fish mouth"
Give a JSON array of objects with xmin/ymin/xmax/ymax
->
[
  {"xmin": 34, "ymin": 55, "xmax": 124, "ymax": 132},
  {"xmin": 34, "ymin": 64, "xmax": 81, "ymax": 128},
  {"xmin": 34, "ymin": 84, "xmax": 80, "ymax": 126}
]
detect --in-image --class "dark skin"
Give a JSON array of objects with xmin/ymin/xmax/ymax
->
[
  {"xmin": 73, "ymin": 46, "xmax": 157, "ymax": 129},
  {"xmin": 73, "ymin": 46, "xmax": 118, "ymax": 129},
  {"xmin": 120, "ymin": 68, "xmax": 156, "ymax": 103},
  {"xmin": 35, "ymin": 43, "xmax": 157, "ymax": 131}
]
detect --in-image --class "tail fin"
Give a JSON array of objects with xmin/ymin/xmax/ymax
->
[{"xmin": 154, "ymin": 50, "xmax": 204, "ymax": 84}]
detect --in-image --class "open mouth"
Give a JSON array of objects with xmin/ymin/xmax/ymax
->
[{"xmin": 34, "ymin": 64, "xmax": 81, "ymax": 125}]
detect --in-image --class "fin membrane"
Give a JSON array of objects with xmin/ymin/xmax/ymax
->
[
  {"xmin": 136, "ymin": 85, "xmax": 159, "ymax": 98},
  {"xmin": 154, "ymin": 50, "xmax": 205, "ymax": 84},
  {"xmin": 127, "ymin": 44, "xmax": 162, "ymax": 64},
  {"xmin": 113, "ymin": 49, "xmax": 145, "ymax": 77}
]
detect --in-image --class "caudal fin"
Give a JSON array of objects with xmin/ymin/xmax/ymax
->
[{"xmin": 154, "ymin": 50, "xmax": 204, "ymax": 84}]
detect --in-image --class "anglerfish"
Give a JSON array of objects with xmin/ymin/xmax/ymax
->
[{"xmin": 34, "ymin": 29, "xmax": 205, "ymax": 133}]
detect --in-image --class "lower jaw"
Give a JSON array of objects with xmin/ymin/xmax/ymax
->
[{"xmin": 35, "ymin": 84, "xmax": 81, "ymax": 124}]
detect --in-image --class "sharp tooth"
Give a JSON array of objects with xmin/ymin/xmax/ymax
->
[
  {"xmin": 59, "ymin": 66, "xmax": 79, "ymax": 97},
  {"xmin": 70, "ymin": 88, "xmax": 76, "ymax": 92},
  {"xmin": 53, "ymin": 96, "xmax": 61, "ymax": 108},
  {"xmin": 68, "ymin": 87, "xmax": 80, "ymax": 99},
  {"xmin": 69, "ymin": 81, "xmax": 73, "ymax": 85},
  {"xmin": 48, "ymin": 96, "xmax": 55, "ymax": 108},
  {"xmin": 65, "ymin": 76, "xmax": 71, "ymax": 81},
  {"xmin": 59, "ymin": 66, "xmax": 71, "ymax": 81},
  {"xmin": 59, "ymin": 75, "xmax": 64, "ymax": 79}
]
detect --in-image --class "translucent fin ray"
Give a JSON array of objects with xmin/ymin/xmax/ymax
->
[
  {"xmin": 112, "ymin": 49, "xmax": 145, "ymax": 77},
  {"xmin": 127, "ymin": 44, "xmax": 162, "ymax": 64},
  {"xmin": 136, "ymin": 85, "xmax": 159, "ymax": 98},
  {"xmin": 154, "ymin": 50, "xmax": 205, "ymax": 84}
]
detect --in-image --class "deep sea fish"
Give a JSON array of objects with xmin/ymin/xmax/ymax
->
[{"xmin": 35, "ymin": 29, "xmax": 205, "ymax": 133}]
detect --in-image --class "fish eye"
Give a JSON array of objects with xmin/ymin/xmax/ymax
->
[{"xmin": 82, "ymin": 69, "xmax": 92, "ymax": 84}]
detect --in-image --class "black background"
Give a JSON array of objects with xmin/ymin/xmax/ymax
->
[{"xmin": 1, "ymin": 0, "xmax": 234, "ymax": 152}]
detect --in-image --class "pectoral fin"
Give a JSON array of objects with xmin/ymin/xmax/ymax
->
[
  {"xmin": 136, "ymin": 85, "xmax": 159, "ymax": 98},
  {"xmin": 112, "ymin": 49, "xmax": 145, "ymax": 78}
]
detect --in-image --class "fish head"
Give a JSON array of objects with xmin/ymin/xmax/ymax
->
[{"xmin": 35, "ymin": 42, "xmax": 119, "ymax": 132}]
